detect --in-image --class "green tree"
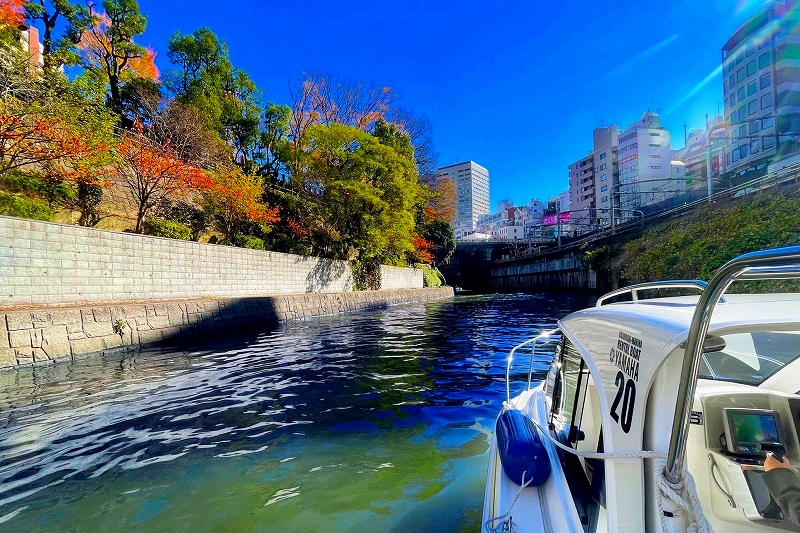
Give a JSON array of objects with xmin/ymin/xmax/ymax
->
[
  {"xmin": 295, "ymin": 123, "xmax": 423, "ymax": 266},
  {"xmin": 422, "ymin": 219, "xmax": 456, "ymax": 265},
  {"xmin": 165, "ymin": 28, "xmax": 261, "ymax": 167},
  {"xmin": 78, "ymin": 0, "xmax": 151, "ymax": 120},
  {"xmin": 23, "ymin": 0, "xmax": 91, "ymax": 69}
]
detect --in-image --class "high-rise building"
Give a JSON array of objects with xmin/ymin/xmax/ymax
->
[
  {"xmin": 617, "ymin": 111, "xmax": 682, "ymax": 220},
  {"xmin": 435, "ymin": 161, "xmax": 490, "ymax": 230},
  {"xmin": 567, "ymin": 125, "xmax": 618, "ymax": 229},
  {"xmin": 592, "ymin": 126, "xmax": 619, "ymax": 226},
  {"xmin": 721, "ymin": 0, "xmax": 800, "ymax": 184}
]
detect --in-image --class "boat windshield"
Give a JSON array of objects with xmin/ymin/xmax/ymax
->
[{"xmin": 698, "ymin": 330, "xmax": 800, "ymax": 386}]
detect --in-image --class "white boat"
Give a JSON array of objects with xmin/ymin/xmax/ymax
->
[{"xmin": 482, "ymin": 246, "xmax": 800, "ymax": 533}]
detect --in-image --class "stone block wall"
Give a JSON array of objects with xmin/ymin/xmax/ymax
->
[
  {"xmin": 0, "ymin": 216, "xmax": 424, "ymax": 308},
  {"xmin": 0, "ymin": 287, "xmax": 454, "ymax": 369},
  {"xmin": 380, "ymin": 265, "xmax": 424, "ymax": 290}
]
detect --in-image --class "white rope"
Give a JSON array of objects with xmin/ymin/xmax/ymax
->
[
  {"xmin": 654, "ymin": 460, "xmax": 715, "ymax": 533},
  {"xmin": 484, "ymin": 470, "xmax": 534, "ymax": 533},
  {"xmin": 501, "ymin": 403, "xmax": 667, "ymax": 460}
]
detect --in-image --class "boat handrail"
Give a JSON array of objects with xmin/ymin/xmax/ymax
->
[
  {"xmin": 665, "ymin": 245, "xmax": 800, "ymax": 485},
  {"xmin": 595, "ymin": 280, "xmax": 718, "ymax": 307},
  {"xmin": 505, "ymin": 329, "xmax": 560, "ymax": 404}
]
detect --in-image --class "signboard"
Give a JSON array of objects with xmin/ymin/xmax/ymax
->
[{"xmin": 542, "ymin": 212, "xmax": 571, "ymax": 226}]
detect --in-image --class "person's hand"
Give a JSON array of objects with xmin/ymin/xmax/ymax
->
[{"xmin": 764, "ymin": 452, "xmax": 792, "ymax": 471}]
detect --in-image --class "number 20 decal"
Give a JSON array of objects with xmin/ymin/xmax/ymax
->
[{"xmin": 610, "ymin": 371, "xmax": 636, "ymax": 433}]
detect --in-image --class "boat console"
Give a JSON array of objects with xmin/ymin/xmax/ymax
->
[{"xmin": 693, "ymin": 390, "xmax": 800, "ymax": 527}]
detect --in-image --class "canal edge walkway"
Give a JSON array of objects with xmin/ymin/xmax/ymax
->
[{"xmin": 0, "ymin": 287, "xmax": 454, "ymax": 370}]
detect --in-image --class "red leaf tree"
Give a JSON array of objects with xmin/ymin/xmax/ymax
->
[
  {"xmin": 411, "ymin": 235, "xmax": 434, "ymax": 264},
  {"xmin": 116, "ymin": 126, "xmax": 212, "ymax": 233},
  {"xmin": 0, "ymin": 0, "xmax": 24, "ymax": 27}
]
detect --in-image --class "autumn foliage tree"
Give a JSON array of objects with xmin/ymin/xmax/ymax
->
[
  {"xmin": 0, "ymin": 0, "xmax": 24, "ymax": 27},
  {"xmin": 201, "ymin": 168, "xmax": 279, "ymax": 242},
  {"xmin": 116, "ymin": 125, "xmax": 211, "ymax": 233},
  {"xmin": 426, "ymin": 176, "xmax": 456, "ymax": 224}
]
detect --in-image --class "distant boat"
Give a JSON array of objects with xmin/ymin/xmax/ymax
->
[{"xmin": 483, "ymin": 246, "xmax": 800, "ymax": 532}]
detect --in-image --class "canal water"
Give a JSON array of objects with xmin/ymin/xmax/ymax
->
[{"xmin": 0, "ymin": 293, "xmax": 592, "ymax": 532}]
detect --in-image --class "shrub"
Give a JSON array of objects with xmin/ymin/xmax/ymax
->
[
  {"xmin": 416, "ymin": 263, "xmax": 445, "ymax": 287},
  {"xmin": 233, "ymin": 235, "xmax": 265, "ymax": 250},
  {"xmin": 0, "ymin": 192, "xmax": 53, "ymax": 221},
  {"xmin": 351, "ymin": 259, "xmax": 381, "ymax": 291},
  {"xmin": 142, "ymin": 218, "xmax": 191, "ymax": 240}
]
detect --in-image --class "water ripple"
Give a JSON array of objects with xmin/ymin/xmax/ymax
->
[{"xmin": 0, "ymin": 292, "xmax": 591, "ymax": 531}]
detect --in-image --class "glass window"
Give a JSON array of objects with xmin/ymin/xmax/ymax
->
[
  {"xmin": 751, "ymin": 140, "xmax": 761, "ymax": 153},
  {"xmin": 747, "ymin": 44, "xmax": 755, "ymax": 57},
  {"xmin": 747, "ymin": 60, "xmax": 757, "ymax": 76},
  {"xmin": 547, "ymin": 337, "xmax": 605, "ymax": 527},
  {"xmin": 729, "ymin": 75, "xmax": 736, "ymax": 88},
  {"xmin": 759, "ymin": 52, "xmax": 770, "ymax": 69},
  {"xmin": 731, "ymin": 92, "xmax": 738, "ymax": 106},
  {"xmin": 763, "ymin": 117, "xmax": 775, "ymax": 129},
  {"xmin": 748, "ymin": 81, "xmax": 757, "ymax": 95},
  {"xmin": 733, "ymin": 149, "xmax": 740, "ymax": 162},
  {"xmin": 750, "ymin": 120, "xmax": 760, "ymax": 134},
  {"xmin": 739, "ymin": 125, "xmax": 747, "ymax": 137},
  {"xmin": 764, "ymin": 136, "xmax": 776, "ymax": 149},
  {"xmin": 741, "ymin": 144, "xmax": 749, "ymax": 158},
  {"xmin": 748, "ymin": 100, "xmax": 758, "ymax": 115},
  {"xmin": 601, "ymin": 196, "xmax": 608, "ymax": 203},
  {"xmin": 760, "ymin": 73, "xmax": 771, "ymax": 89},
  {"xmin": 738, "ymin": 87, "xmax": 746, "ymax": 101},
  {"xmin": 762, "ymin": 93, "xmax": 773, "ymax": 109},
  {"xmin": 739, "ymin": 106, "xmax": 747, "ymax": 120},
  {"xmin": 736, "ymin": 52, "xmax": 744, "ymax": 64},
  {"xmin": 737, "ymin": 67, "xmax": 745, "ymax": 83},
  {"xmin": 601, "ymin": 185, "xmax": 608, "ymax": 192},
  {"xmin": 699, "ymin": 331, "xmax": 800, "ymax": 386},
  {"xmin": 601, "ymin": 174, "xmax": 608, "ymax": 181},
  {"xmin": 599, "ymin": 152, "xmax": 606, "ymax": 159}
]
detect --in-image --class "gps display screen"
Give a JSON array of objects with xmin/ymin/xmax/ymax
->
[{"xmin": 727, "ymin": 410, "xmax": 780, "ymax": 455}]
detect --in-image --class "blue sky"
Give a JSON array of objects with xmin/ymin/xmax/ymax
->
[{"xmin": 138, "ymin": 0, "xmax": 772, "ymax": 208}]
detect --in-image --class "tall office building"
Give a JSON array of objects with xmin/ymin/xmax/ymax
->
[
  {"xmin": 722, "ymin": 0, "xmax": 800, "ymax": 183},
  {"xmin": 435, "ymin": 161, "xmax": 490, "ymax": 230}
]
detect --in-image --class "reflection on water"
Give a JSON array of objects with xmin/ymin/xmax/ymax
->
[{"xmin": 0, "ymin": 292, "xmax": 592, "ymax": 532}]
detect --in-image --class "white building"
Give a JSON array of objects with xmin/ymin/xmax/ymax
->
[
  {"xmin": 617, "ymin": 111, "xmax": 683, "ymax": 220},
  {"xmin": 436, "ymin": 161, "xmax": 490, "ymax": 230}
]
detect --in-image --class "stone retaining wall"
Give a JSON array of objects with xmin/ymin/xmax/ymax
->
[
  {"xmin": 0, "ymin": 216, "xmax": 423, "ymax": 308},
  {"xmin": 0, "ymin": 287, "xmax": 454, "ymax": 370}
]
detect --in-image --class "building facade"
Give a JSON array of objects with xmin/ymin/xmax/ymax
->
[
  {"xmin": 436, "ymin": 161, "xmax": 490, "ymax": 230},
  {"xmin": 617, "ymin": 111, "xmax": 682, "ymax": 220},
  {"xmin": 721, "ymin": 0, "xmax": 800, "ymax": 184},
  {"xmin": 673, "ymin": 116, "xmax": 727, "ymax": 199}
]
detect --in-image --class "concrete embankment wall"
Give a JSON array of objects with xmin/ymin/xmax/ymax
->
[
  {"xmin": 0, "ymin": 216, "xmax": 452, "ymax": 370},
  {"xmin": 0, "ymin": 287, "xmax": 454, "ymax": 370},
  {"xmin": 0, "ymin": 216, "xmax": 422, "ymax": 308},
  {"xmin": 491, "ymin": 251, "xmax": 598, "ymax": 291}
]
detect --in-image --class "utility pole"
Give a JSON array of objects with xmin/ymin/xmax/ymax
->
[{"xmin": 705, "ymin": 114, "xmax": 713, "ymax": 203}]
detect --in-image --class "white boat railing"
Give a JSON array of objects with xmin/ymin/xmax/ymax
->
[
  {"xmin": 595, "ymin": 280, "xmax": 712, "ymax": 306},
  {"xmin": 505, "ymin": 329, "xmax": 560, "ymax": 404},
  {"xmin": 666, "ymin": 245, "xmax": 800, "ymax": 484}
]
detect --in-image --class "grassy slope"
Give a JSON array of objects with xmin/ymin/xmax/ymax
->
[{"xmin": 595, "ymin": 187, "xmax": 800, "ymax": 286}]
